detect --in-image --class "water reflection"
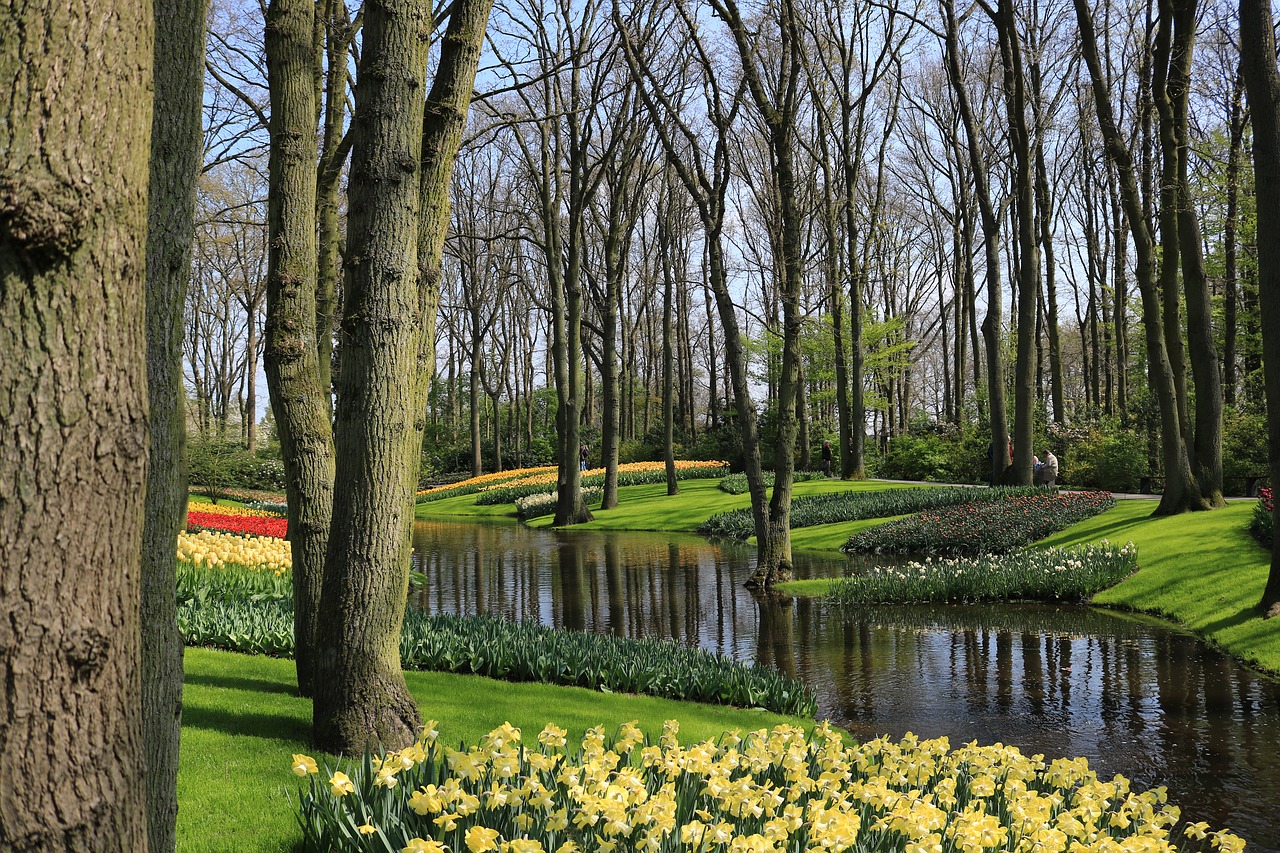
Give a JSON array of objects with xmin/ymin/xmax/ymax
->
[{"xmin": 411, "ymin": 519, "xmax": 1280, "ymax": 851}]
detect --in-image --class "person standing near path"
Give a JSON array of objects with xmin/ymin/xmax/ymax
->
[
  {"xmin": 1041, "ymin": 449, "xmax": 1059, "ymax": 487},
  {"xmin": 579, "ymin": 443, "xmax": 589, "ymax": 472},
  {"xmin": 821, "ymin": 440, "xmax": 833, "ymax": 477}
]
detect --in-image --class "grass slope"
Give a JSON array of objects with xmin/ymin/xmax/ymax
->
[
  {"xmin": 1036, "ymin": 500, "xmax": 1280, "ymax": 673},
  {"xmin": 178, "ymin": 647, "xmax": 804, "ymax": 853},
  {"xmin": 417, "ymin": 477, "xmax": 920, "ymax": 534}
]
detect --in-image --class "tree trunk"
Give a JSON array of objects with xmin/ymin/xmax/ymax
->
[
  {"xmin": 265, "ymin": 0, "xmax": 335, "ymax": 698},
  {"xmin": 1239, "ymin": 0, "xmax": 1280, "ymax": 613},
  {"xmin": 946, "ymin": 0, "xmax": 1009, "ymax": 484},
  {"xmin": 313, "ymin": 0, "xmax": 432, "ymax": 755},
  {"xmin": 1075, "ymin": 0, "xmax": 1204, "ymax": 515},
  {"xmin": 316, "ymin": 0, "xmax": 354, "ymax": 406},
  {"xmin": 1224, "ymin": 73, "xmax": 1245, "ymax": 409},
  {"xmin": 996, "ymin": 0, "xmax": 1038, "ymax": 486},
  {"xmin": 143, "ymin": 0, "xmax": 205, "ymax": 847},
  {"xmin": 661, "ymin": 192, "xmax": 679, "ymax": 497},
  {"xmin": 0, "ymin": 0, "xmax": 153, "ymax": 845},
  {"xmin": 1166, "ymin": 0, "xmax": 1224, "ymax": 505}
]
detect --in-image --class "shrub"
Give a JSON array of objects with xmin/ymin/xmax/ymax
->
[
  {"xmin": 1064, "ymin": 424, "xmax": 1145, "ymax": 493},
  {"xmin": 700, "ymin": 486, "xmax": 1043, "ymax": 540},
  {"xmin": 844, "ymin": 490, "xmax": 1116, "ymax": 556},
  {"xmin": 1223, "ymin": 410, "xmax": 1269, "ymax": 492},
  {"xmin": 824, "ymin": 542, "xmax": 1137, "ymax": 605},
  {"xmin": 289, "ymin": 720, "xmax": 1239, "ymax": 853},
  {"xmin": 1252, "ymin": 487, "xmax": 1273, "ymax": 547},
  {"xmin": 188, "ymin": 434, "xmax": 286, "ymax": 494}
]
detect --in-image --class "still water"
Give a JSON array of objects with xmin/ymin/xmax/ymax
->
[{"xmin": 411, "ymin": 519, "xmax": 1280, "ymax": 851}]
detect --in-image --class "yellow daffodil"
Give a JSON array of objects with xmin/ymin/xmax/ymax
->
[
  {"xmin": 290, "ymin": 754, "xmax": 318, "ymax": 776},
  {"xmin": 328, "ymin": 771, "xmax": 354, "ymax": 797},
  {"xmin": 465, "ymin": 825, "xmax": 502, "ymax": 852}
]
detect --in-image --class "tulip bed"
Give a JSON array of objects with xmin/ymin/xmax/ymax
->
[
  {"xmin": 843, "ymin": 491, "xmax": 1116, "ymax": 556},
  {"xmin": 824, "ymin": 543, "xmax": 1137, "ymax": 605},
  {"xmin": 418, "ymin": 467, "xmax": 560, "ymax": 504},
  {"xmin": 700, "ymin": 487, "xmax": 1043, "ymax": 541},
  {"xmin": 291, "ymin": 720, "xmax": 1241, "ymax": 853},
  {"xmin": 475, "ymin": 461, "xmax": 730, "ymax": 506},
  {"xmin": 187, "ymin": 508, "xmax": 288, "ymax": 539},
  {"xmin": 715, "ymin": 471, "xmax": 826, "ymax": 495}
]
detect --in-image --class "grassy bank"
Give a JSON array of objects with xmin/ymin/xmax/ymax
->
[
  {"xmin": 1036, "ymin": 500, "xmax": 1280, "ymax": 673},
  {"xmin": 177, "ymin": 647, "xmax": 804, "ymax": 853},
  {"xmin": 418, "ymin": 476, "xmax": 920, "ymax": 535}
]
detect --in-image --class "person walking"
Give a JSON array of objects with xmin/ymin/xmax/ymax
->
[
  {"xmin": 579, "ymin": 443, "xmax": 589, "ymax": 472},
  {"xmin": 1040, "ymin": 449, "xmax": 1059, "ymax": 487},
  {"xmin": 821, "ymin": 440, "xmax": 833, "ymax": 477}
]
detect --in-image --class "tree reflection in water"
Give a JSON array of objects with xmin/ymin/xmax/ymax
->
[{"xmin": 410, "ymin": 519, "xmax": 1280, "ymax": 852}]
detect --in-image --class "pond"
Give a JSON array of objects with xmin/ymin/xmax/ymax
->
[{"xmin": 411, "ymin": 518, "xmax": 1280, "ymax": 852}]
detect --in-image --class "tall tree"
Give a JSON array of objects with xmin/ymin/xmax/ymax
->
[
  {"xmin": 1074, "ymin": 0, "xmax": 1205, "ymax": 514},
  {"xmin": 0, "ymin": 0, "xmax": 153, "ymax": 846},
  {"xmin": 313, "ymin": 0, "xmax": 494, "ymax": 754},
  {"xmin": 143, "ymin": 0, "xmax": 207, "ymax": 847},
  {"xmin": 1239, "ymin": 0, "xmax": 1280, "ymax": 613},
  {"xmin": 264, "ymin": 0, "xmax": 335, "ymax": 696},
  {"xmin": 944, "ymin": 0, "xmax": 1010, "ymax": 485},
  {"xmin": 313, "ymin": 0, "xmax": 431, "ymax": 753}
]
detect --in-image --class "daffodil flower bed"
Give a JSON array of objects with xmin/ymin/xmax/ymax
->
[
  {"xmin": 418, "ymin": 467, "xmax": 560, "ymax": 503},
  {"xmin": 517, "ymin": 488, "xmax": 603, "ymax": 520},
  {"xmin": 186, "ymin": 500, "xmax": 282, "ymax": 519},
  {"xmin": 843, "ymin": 491, "xmax": 1117, "ymax": 556},
  {"xmin": 290, "ymin": 720, "xmax": 1243, "ymax": 853},
  {"xmin": 823, "ymin": 543, "xmax": 1137, "ymax": 605},
  {"xmin": 475, "ymin": 461, "xmax": 730, "ymax": 506}
]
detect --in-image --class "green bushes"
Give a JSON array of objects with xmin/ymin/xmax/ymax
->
[
  {"xmin": 844, "ymin": 490, "xmax": 1116, "ymax": 555},
  {"xmin": 176, "ymin": 570, "xmax": 815, "ymax": 717},
  {"xmin": 824, "ymin": 542, "xmax": 1137, "ymax": 605},
  {"xmin": 700, "ymin": 486, "xmax": 1043, "ymax": 540},
  {"xmin": 1062, "ymin": 424, "xmax": 1144, "ymax": 493},
  {"xmin": 188, "ymin": 434, "xmax": 286, "ymax": 494}
]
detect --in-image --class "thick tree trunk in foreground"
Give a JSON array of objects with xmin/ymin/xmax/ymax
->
[
  {"xmin": 1239, "ymin": 0, "xmax": 1280, "ymax": 614},
  {"xmin": 0, "ymin": 0, "xmax": 153, "ymax": 846},
  {"xmin": 143, "ymin": 0, "xmax": 206, "ymax": 847},
  {"xmin": 265, "ymin": 0, "xmax": 335, "ymax": 697},
  {"xmin": 314, "ymin": 0, "xmax": 431, "ymax": 755}
]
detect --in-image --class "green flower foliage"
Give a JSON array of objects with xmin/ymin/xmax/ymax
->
[
  {"xmin": 824, "ymin": 543, "xmax": 1137, "ymax": 605},
  {"xmin": 175, "ymin": 571, "xmax": 815, "ymax": 718},
  {"xmin": 843, "ymin": 491, "xmax": 1117, "ymax": 556},
  {"xmin": 700, "ymin": 486, "xmax": 1045, "ymax": 540}
]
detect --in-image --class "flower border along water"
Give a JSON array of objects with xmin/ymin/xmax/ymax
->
[
  {"xmin": 290, "ymin": 719, "xmax": 1244, "ymax": 853},
  {"xmin": 475, "ymin": 461, "xmax": 729, "ymax": 506}
]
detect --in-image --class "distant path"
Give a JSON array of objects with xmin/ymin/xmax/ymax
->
[{"xmin": 870, "ymin": 477, "xmax": 1255, "ymax": 502}]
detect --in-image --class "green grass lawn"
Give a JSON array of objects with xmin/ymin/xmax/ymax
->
[
  {"xmin": 417, "ymin": 476, "xmax": 921, "ymax": 534},
  {"xmin": 178, "ymin": 647, "xmax": 806, "ymax": 853}
]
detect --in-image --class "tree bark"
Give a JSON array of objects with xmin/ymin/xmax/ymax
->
[
  {"xmin": 1075, "ymin": 0, "xmax": 1204, "ymax": 515},
  {"xmin": 313, "ymin": 0, "xmax": 432, "ymax": 755},
  {"xmin": 1239, "ymin": 0, "xmax": 1280, "ymax": 612},
  {"xmin": 0, "ymin": 0, "xmax": 153, "ymax": 845},
  {"xmin": 265, "ymin": 0, "xmax": 335, "ymax": 697},
  {"xmin": 143, "ymin": 0, "xmax": 205, "ymax": 847},
  {"xmin": 945, "ymin": 0, "xmax": 1009, "ymax": 485}
]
